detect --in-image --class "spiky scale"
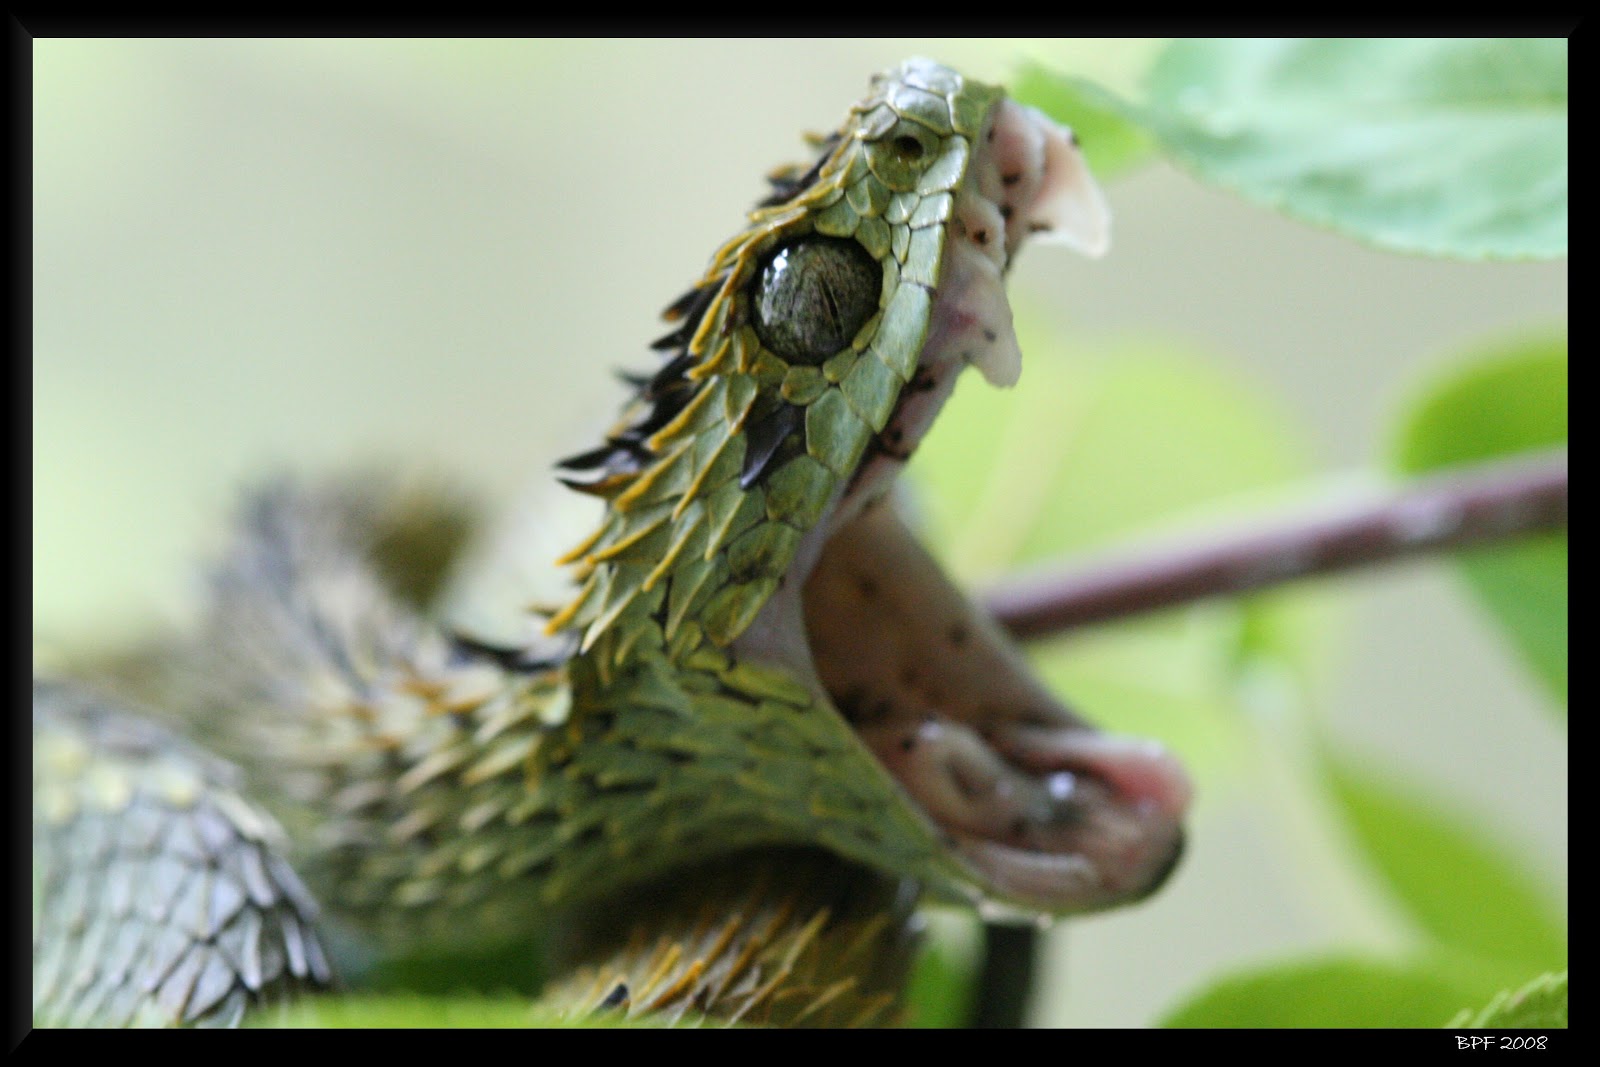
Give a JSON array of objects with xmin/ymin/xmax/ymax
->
[
  {"xmin": 644, "ymin": 504, "xmax": 708, "ymax": 590},
  {"xmin": 916, "ymin": 136, "xmax": 970, "ymax": 194},
  {"xmin": 854, "ymin": 214, "xmax": 892, "ymax": 262},
  {"xmin": 900, "ymin": 227, "xmax": 945, "ymax": 288},
  {"xmin": 780, "ymin": 365, "xmax": 827, "ymax": 406},
  {"xmin": 700, "ymin": 578, "xmax": 779, "ymax": 646},
  {"xmin": 884, "ymin": 190, "xmax": 918, "ymax": 225},
  {"xmin": 845, "ymin": 176, "xmax": 888, "ymax": 219},
  {"xmin": 665, "ymin": 554, "xmax": 719, "ymax": 639},
  {"xmin": 840, "ymin": 350, "xmax": 903, "ymax": 433},
  {"xmin": 726, "ymin": 521, "xmax": 802, "ymax": 582},
  {"xmin": 890, "ymin": 221, "xmax": 911, "ymax": 263},
  {"xmin": 764, "ymin": 454, "xmax": 837, "ymax": 528},
  {"xmin": 811, "ymin": 197, "xmax": 859, "ymax": 238},
  {"xmin": 804, "ymin": 391, "xmax": 871, "ymax": 475},
  {"xmin": 720, "ymin": 662, "xmax": 814, "ymax": 707},
  {"xmin": 887, "ymin": 84, "xmax": 954, "ymax": 135},
  {"xmin": 908, "ymin": 190, "xmax": 954, "ymax": 229},
  {"xmin": 871, "ymin": 283, "xmax": 933, "ymax": 382}
]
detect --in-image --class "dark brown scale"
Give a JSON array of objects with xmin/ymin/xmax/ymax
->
[
  {"xmin": 554, "ymin": 440, "xmax": 645, "ymax": 473},
  {"xmin": 649, "ymin": 286, "xmax": 717, "ymax": 353},
  {"xmin": 738, "ymin": 403, "xmax": 803, "ymax": 489},
  {"xmin": 660, "ymin": 283, "xmax": 716, "ymax": 324},
  {"xmin": 557, "ymin": 473, "xmax": 630, "ymax": 498},
  {"xmin": 650, "ymin": 327, "xmax": 687, "ymax": 352},
  {"xmin": 645, "ymin": 351, "xmax": 698, "ymax": 399},
  {"xmin": 617, "ymin": 386, "xmax": 695, "ymax": 442},
  {"xmin": 756, "ymin": 135, "xmax": 840, "ymax": 208},
  {"xmin": 448, "ymin": 631, "xmax": 576, "ymax": 674}
]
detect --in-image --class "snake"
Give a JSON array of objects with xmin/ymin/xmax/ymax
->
[{"xmin": 32, "ymin": 58, "xmax": 1190, "ymax": 1028}]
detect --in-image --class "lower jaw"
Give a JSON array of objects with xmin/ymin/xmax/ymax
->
[{"xmin": 797, "ymin": 498, "xmax": 1191, "ymax": 914}]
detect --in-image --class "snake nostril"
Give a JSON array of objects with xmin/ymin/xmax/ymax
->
[{"xmin": 891, "ymin": 135, "xmax": 924, "ymax": 160}]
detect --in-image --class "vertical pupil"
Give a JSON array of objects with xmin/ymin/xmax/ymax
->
[{"xmin": 752, "ymin": 238, "xmax": 881, "ymax": 365}]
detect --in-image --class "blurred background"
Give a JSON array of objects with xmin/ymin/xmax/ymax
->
[{"xmin": 33, "ymin": 39, "xmax": 1566, "ymax": 1026}]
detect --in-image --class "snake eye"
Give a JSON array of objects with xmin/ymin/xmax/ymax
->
[{"xmin": 751, "ymin": 237, "xmax": 881, "ymax": 365}]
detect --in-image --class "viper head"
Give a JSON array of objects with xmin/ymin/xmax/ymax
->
[{"xmin": 549, "ymin": 59, "xmax": 1187, "ymax": 916}]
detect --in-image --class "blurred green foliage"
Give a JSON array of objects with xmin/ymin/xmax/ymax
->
[
  {"xmin": 1392, "ymin": 334, "xmax": 1568, "ymax": 707},
  {"xmin": 1020, "ymin": 39, "xmax": 1568, "ymax": 260},
  {"xmin": 1159, "ymin": 956, "xmax": 1491, "ymax": 1028}
]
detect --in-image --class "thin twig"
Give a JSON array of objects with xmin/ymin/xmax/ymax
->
[{"xmin": 985, "ymin": 449, "xmax": 1568, "ymax": 641}]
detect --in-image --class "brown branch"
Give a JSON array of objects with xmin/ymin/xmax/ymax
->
[{"xmin": 985, "ymin": 449, "xmax": 1568, "ymax": 642}]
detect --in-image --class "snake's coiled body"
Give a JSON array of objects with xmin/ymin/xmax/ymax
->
[{"xmin": 33, "ymin": 60, "xmax": 1189, "ymax": 1028}]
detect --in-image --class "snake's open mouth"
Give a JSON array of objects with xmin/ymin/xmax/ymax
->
[
  {"xmin": 801, "ymin": 503, "xmax": 1189, "ymax": 913},
  {"xmin": 736, "ymin": 98, "xmax": 1189, "ymax": 913}
]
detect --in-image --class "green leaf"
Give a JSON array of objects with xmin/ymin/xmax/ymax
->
[
  {"xmin": 1159, "ymin": 955, "xmax": 1483, "ymax": 1027},
  {"xmin": 1447, "ymin": 970, "xmax": 1567, "ymax": 1028},
  {"xmin": 1391, "ymin": 332, "xmax": 1567, "ymax": 706},
  {"xmin": 1393, "ymin": 333, "xmax": 1567, "ymax": 471},
  {"xmin": 1066, "ymin": 39, "xmax": 1567, "ymax": 259},
  {"xmin": 1325, "ymin": 749, "xmax": 1566, "ymax": 973},
  {"xmin": 1450, "ymin": 536, "xmax": 1566, "ymax": 707},
  {"xmin": 1010, "ymin": 64, "xmax": 1157, "ymax": 180}
]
